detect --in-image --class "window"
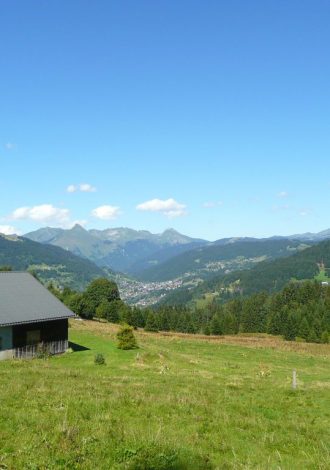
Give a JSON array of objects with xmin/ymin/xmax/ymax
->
[
  {"xmin": 0, "ymin": 337, "xmax": 2, "ymax": 351},
  {"xmin": 26, "ymin": 330, "xmax": 41, "ymax": 345}
]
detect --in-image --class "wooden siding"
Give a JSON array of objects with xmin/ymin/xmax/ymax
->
[{"xmin": 12, "ymin": 319, "xmax": 68, "ymax": 349}]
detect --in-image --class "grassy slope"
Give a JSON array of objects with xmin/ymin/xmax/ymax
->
[{"xmin": 0, "ymin": 321, "xmax": 329, "ymax": 469}]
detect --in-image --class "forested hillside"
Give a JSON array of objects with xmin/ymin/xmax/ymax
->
[
  {"xmin": 0, "ymin": 234, "xmax": 107, "ymax": 289},
  {"xmin": 158, "ymin": 239, "xmax": 330, "ymax": 306},
  {"xmin": 138, "ymin": 239, "xmax": 310, "ymax": 281},
  {"xmin": 211, "ymin": 238, "xmax": 330, "ymax": 296}
]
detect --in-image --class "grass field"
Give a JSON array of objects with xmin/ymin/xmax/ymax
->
[{"xmin": 0, "ymin": 320, "xmax": 329, "ymax": 469}]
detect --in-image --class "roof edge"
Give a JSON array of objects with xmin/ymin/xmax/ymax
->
[{"xmin": 0, "ymin": 314, "xmax": 76, "ymax": 327}]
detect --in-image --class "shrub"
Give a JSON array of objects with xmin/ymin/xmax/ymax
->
[
  {"xmin": 117, "ymin": 324, "xmax": 138, "ymax": 350},
  {"xmin": 94, "ymin": 353, "xmax": 106, "ymax": 365}
]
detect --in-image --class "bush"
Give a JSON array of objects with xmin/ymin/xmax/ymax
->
[
  {"xmin": 117, "ymin": 324, "xmax": 138, "ymax": 350},
  {"xmin": 94, "ymin": 353, "xmax": 106, "ymax": 365}
]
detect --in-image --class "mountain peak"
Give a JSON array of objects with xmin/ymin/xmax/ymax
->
[
  {"xmin": 70, "ymin": 223, "xmax": 86, "ymax": 232},
  {"xmin": 162, "ymin": 228, "xmax": 180, "ymax": 234}
]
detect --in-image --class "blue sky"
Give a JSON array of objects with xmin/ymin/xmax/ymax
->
[{"xmin": 1, "ymin": 0, "xmax": 329, "ymax": 240}]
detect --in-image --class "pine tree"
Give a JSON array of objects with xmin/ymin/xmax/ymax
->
[
  {"xmin": 307, "ymin": 327, "xmax": 318, "ymax": 344},
  {"xmin": 298, "ymin": 317, "xmax": 310, "ymax": 341},
  {"xmin": 210, "ymin": 314, "xmax": 223, "ymax": 335},
  {"xmin": 284, "ymin": 312, "xmax": 298, "ymax": 341},
  {"xmin": 144, "ymin": 311, "xmax": 159, "ymax": 332}
]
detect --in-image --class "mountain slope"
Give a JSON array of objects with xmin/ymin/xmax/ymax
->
[
  {"xmin": 160, "ymin": 239, "xmax": 330, "ymax": 305},
  {"xmin": 138, "ymin": 239, "xmax": 310, "ymax": 282},
  {"xmin": 216, "ymin": 238, "xmax": 330, "ymax": 295},
  {"xmin": 0, "ymin": 234, "xmax": 107, "ymax": 290},
  {"xmin": 25, "ymin": 225, "xmax": 208, "ymax": 273}
]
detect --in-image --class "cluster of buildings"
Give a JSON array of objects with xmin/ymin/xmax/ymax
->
[{"xmin": 117, "ymin": 277, "xmax": 183, "ymax": 306}]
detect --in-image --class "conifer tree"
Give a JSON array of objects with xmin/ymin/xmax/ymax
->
[
  {"xmin": 210, "ymin": 314, "xmax": 222, "ymax": 335},
  {"xmin": 298, "ymin": 317, "xmax": 310, "ymax": 341},
  {"xmin": 144, "ymin": 311, "xmax": 159, "ymax": 332}
]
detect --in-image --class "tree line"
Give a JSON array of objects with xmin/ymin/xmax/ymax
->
[{"xmin": 49, "ymin": 277, "xmax": 330, "ymax": 344}]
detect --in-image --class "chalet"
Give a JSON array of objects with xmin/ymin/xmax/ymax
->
[{"xmin": 0, "ymin": 272, "xmax": 75, "ymax": 360}]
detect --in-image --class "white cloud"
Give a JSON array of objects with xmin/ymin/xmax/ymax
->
[
  {"xmin": 277, "ymin": 191, "xmax": 289, "ymax": 198},
  {"xmin": 91, "ymin": 205, "xmax": 121, "ymax": 220},
  {"xmin": 11, "ymin": 204, "xmax": 70, "ymax": 226},
  {"xmin": 67, "ymin": 183, "xmax": 96, "ymax": 193},
  {"xmin": 80, "ymin": 183, "xmax": 96, "ymax": 192},
  {"xmin": 0, "ymin": 225, "xmax": 19, "ymax": 235},
  {"xmin": 136, "ymin": 198, "xmax": 187, "ymax": 218},
  {"xmin": 5, "ymin": 142, "xmax": 15, "ymax": 150},
  {"xmin": 203, "ymin": 201, "xmax": 223, "ymax": 208}
]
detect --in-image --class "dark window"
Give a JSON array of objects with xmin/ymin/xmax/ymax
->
[{"xmin": 26, "ymin": 330, "xmax": 41, "ymax": 345}]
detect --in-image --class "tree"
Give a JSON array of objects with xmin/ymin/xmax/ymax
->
[
  {"xmin": 222, "ymin": 312, "xmax": 237, "ymax": 335},
  {"xmin": 284, "ymin": 312, "xmax": 298, "ymax": 341},
  {"xmin": 321, "ymin": 331, "xmax": 329, "ymax": 344},
  {"xmin": 210, "ymin": 314, "xmax": 222, "ymax": 335},
  {"xmin": 298, "ymin": 317, "xmax": 310, "ymax": 341},
  {"xmin": 83, "ymin": 278, "xmax": 120, "ymax": 315},
  {"xmin": 96, "ymin": 300, "xmax": 111, "ymax": 319},
  {"xmin": 106, "ymin": 300, "xmax": 121, "ymax": 323},
  {"xmin": 240, "ymin": 293, "xmax": 267, "ymax": 333},
  {"xmin": 66, "ymin": 292, "xmax": 85, "ymax": 316},
  {"xmin": 145, "ymin": 311, "xmax": 159, "ymax": 332},
  {"xmin": 117, "ymin": 324, "xmax": 138, "ymax": 350}
]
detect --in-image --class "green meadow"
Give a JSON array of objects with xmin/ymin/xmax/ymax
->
[{"xmin": 0, "ymin": 321, "xmax": 329, "ymax": 470}]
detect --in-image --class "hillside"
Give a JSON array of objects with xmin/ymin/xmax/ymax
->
[
  {"xmin": 0, "ymin": 234, "xmax": 107, "ymax": 290},
  {"xmin": 0, "ymin": 320, "xmax": 329, "ymax": 469},
  {"xmin": 25, "ymin": 225, "xmax": 207, "ymax": 274},
  {"xmin": 163, "ymin": 238, "xmax": 330, "ymax": 305},
  {"xmin": 138, "ymin": 238, "xmax": 310, "ymax": 282},
  {"xmin": 214, "ymin": 238, "xmax": 330, "ymax": 295}
]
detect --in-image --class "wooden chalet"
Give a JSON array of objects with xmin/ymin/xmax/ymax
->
[{"xmin": 0, "ymin": 272, "xmax": 75, "ymax": 359}]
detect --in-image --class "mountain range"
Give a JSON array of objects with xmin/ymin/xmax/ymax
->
[
  {"xmin": 1, "ymin": 225, "xmax": 330, "ymax": 304},
  {"xmin": 24, "ymin": 225, "xmax": 330, "ymax": 281},
  {"xmin": 25, "ymin": 225, "xmax": 207, "ymax": 274}
]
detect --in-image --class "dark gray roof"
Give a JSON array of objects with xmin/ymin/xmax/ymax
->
[{"xmin": 0, "ymin": 272, "xmax": 75, "ymax": 326}]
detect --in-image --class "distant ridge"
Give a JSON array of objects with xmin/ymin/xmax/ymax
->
[{"xmin": 25, "ymin": 225, "xmax": 208, "ymax": 274}]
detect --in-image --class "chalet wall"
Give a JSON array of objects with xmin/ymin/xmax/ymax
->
[
  {"xmin": 12, "ymin": 319, "xmax": 68, "ymax": 348},
  {"xmin": 0, "ymin": 326, "xmax": 13, "ymax": 359}
]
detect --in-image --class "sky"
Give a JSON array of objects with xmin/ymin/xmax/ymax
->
[{"xmin": 1, "ymin": 0, "xmax": 329, "ymax": 241}]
